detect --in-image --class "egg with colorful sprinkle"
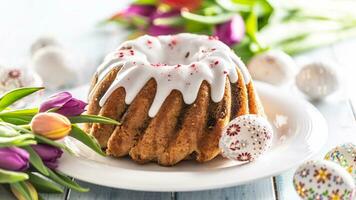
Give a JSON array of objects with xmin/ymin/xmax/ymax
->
[
  {"xmin": 293, "ymin": 160, "xmax": 355, "ymax": 200},
  {"xmin": 219, "ymin": 114, "xmax": 273, "ymax": 163},
  {"xmin": 325, "ymin": 143, "xmax": 356, "ymax": 181}
]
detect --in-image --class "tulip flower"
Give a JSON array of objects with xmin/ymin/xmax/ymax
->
[
  {"xmin": 0, "ymin": 147, "xmax": 29, "ymax": 171},
  {"xmin": 31, "ymin": 144, "xmax": 63, "ymax": 169},
  {"xmin": 161, "ymin": 0, "xmax": 202, "ymax": 10},
  {"xmin": 148, "ymin": 10, "xmax": 183, "ymax": 36},
  {"xmin": 148, "ymin": 25, "xmax": 182, "ymax": 36},
  {"xmin": 39, "ymin": 92, "xmax": 87, "ymax": 116},
  {"xmin": 30, "ymin": 113, "xmax": 71, "ymax": 140},
  {"xmin": 110, "ymin": 4, "xmax": 156, "ymax": 21},
  {"xmin": 214, "ymin": 15, "xmax": 245, "ymax": 46},
  {"xmin": 11, "ymin": 181, "xmax": 38, "ymax": 200}
]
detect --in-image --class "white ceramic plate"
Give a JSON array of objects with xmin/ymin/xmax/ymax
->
[{"xmin": 58, "ymin": 82, "xmax": 328, "ymax": 192}]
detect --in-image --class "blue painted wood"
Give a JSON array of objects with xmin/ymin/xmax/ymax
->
[
  {"xmin": 0, "ymin": 185, "xmax": 16, "ymax": 200},
  {"xmin": 68, "ymin": 181, "xmax": 172, "ymax": 200},
  {"xmin": 176, "ymin": 178, "xmax": 275, "ymax": 200}
]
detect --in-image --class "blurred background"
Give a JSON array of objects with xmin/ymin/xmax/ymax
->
[{"xmin": 1, "ymin": 0, "xmax": 356, "ymax": 102}]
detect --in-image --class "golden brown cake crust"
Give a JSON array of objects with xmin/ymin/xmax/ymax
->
[{"xmin": 86, "ymin": 66, "xmax": 264, "ymax": 166}]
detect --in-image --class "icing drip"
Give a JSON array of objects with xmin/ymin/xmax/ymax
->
[{"xmin": 95, "ymin": 33, "xmax": 250, "ymax": 117}]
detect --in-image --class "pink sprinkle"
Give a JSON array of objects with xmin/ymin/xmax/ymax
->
[
  {"xmin": 190, "ymin": 64, "xmax": 196, "ymax": 68},
  {"xmin": 133, "ymin": 62, "xmax": 136, "ymax": 65},
  {"xmin": 208, "ymin": 36, "xmax": 219, "ymax": 40},
  {"xmin": 214, "ymin": 61, "xmax": 219, "ymax": 65},
  {"xmin": 147, "ymin": 40, "xmax": 152, "ymax": 44},
  {"xmin": 223, "ymin": 71, "xmax": 227, "ymax": 74},
  {"xmin": 211, "ymin": 48, "xmax": 216, "ymax": 51}
]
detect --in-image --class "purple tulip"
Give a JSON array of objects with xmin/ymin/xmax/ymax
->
[
  {"xmin": 39, "ymin": 92, "xmax": 87, "ymax": 116},
  {"xmin": 111, "ymin": 4, "xmax": 156, "ymax": 20},
  {"xmin": 148, "ymin": 10, "xmax": 182, "ymax": 36},
  {"xmin": 214, "ymin": 15, "xmax": 245, "ymax": 46},
  {"xmin": 0, "ymin": 147, "xmax": 29, "ymax": 171},
  {"xmin": 31, "ymin": 144, "xmax": 63, "ymax": 169},
  {"xmin": 150, "ymin": 9, "xmax": 181, "ymax": 21},
  {"xmin": 148, "ymin": 25, "xmax": 182, "ymax": 36}
]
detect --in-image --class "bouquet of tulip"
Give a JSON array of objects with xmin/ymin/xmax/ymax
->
[
  {"xmin": 105, "ymin": 0, "xmax": 356, "ymax": 62},
  {"xmin": 0, "ymin": 87, "xmax": 118, "ymax": 199}
]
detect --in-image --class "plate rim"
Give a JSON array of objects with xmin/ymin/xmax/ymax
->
[{"xmin": 58, "ymin": 82, "xmax": 328, "ymax": 192}]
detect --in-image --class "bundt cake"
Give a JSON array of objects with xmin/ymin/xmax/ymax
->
[{"xmin": 85, "ymin": 33, "xmax": 264, "ymax": 166}]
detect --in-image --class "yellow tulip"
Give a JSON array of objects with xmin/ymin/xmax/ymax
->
[
  {"xmin": 30, "ymin": 113, "xmax": 71, "ymax": 140},
  {"xmin": 11, "ymin": 181, "xmax": 38, "ymax": 200}
]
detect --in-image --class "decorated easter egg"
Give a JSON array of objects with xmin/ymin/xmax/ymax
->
[
  {"xmin": 30, "ymin": 36, "xmax": 59, "ymax": 56},
  {"xmin": 296, "ymin": 62, "xmax": 339, "ymax": 100},
  {"xmin": 247, "ymin": 50, "xmax": 296, "ymax": 85},
  {"xmin": 325, "ymin": 143, "xmax": 356, "ymax": 181},
  {"xmin": 31, "ymin": 45, "xmax": 75, "ymax": 89},
  {"xmin": 219, "ymin": 114, "xmax": 273, "ymax": 162},
  {"xmin": 293, "ymin": 160, "xmax": 355, "ymax": 200},
  {"xmin": 0, "ymin": 67, "xmax": 43, "ymax": 108}
]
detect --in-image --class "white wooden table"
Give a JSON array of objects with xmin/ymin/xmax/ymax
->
[{"xmin": 1, "ymin": 1, "xmax": 356, "ymax": 199}]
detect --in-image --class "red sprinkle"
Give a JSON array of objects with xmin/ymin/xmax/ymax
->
[
  {"xmin": 223, "ymin": 70, "xmax": 228, "ymax": 74},
  {"xmin": 208, "ymin": 36, "xmax": 219, "ymax": 40},
  {"xmin": 214, "ymin": 61, "xmax": 219, "ymax": 65}
]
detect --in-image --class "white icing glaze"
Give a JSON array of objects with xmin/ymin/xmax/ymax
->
[{"xmin": 95, "ymin": 33, "xmax": 250, "ymax": 117}]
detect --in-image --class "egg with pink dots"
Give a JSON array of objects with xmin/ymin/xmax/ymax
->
[{"xmin": 219, "ymin": 114, "xmax": 274, "ymax": 163}]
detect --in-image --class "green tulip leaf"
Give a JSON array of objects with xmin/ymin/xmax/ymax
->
[
  {"xmin": 22, "ymin": 146, "xmax": 49, "ymax": 176},
  {"xmin": 133, "ymin": 0, "xmax": 157, "ymax": 5},
  {"xmin": 29, "ymin": 172, "xmax": 63, "ymax": 193},
  {"xmin": 0, "ymin": 87, "xmax": 44, "ymax": 112},
  {"xmin": 0, "ymin": 169, "xmax": 29, "ymax": 183},
  {"xmin": 181, "ymin": 10, "xmax": 234, "ymax": 24},
  {"xmin": 0, "ymin": 134, "xmax": 35, "ymax": 147},
  {"xmin": 215, "ymin": 0, "xmax": 252, "ymax": 12},
  {"xmin": 47, "ymin": 168, "xmax": 89, "ymax": 192},
  {"xmin": 0, "ymin": 108, "xmax": 38, "ymax": 125},
  {"xmin": 70, "ymin": 125, "xmax": 105, "ymax": 156},
  {"xmin": 0, "ymin": 123, "xmax": 20, "ymax": 137},
  {"xmin": 68, "ymin": 115, "xmax": 120, "ymax": 125},
  {"xmin": 10, "ymin": 181, "xmax": 33, "ymax": 200}
]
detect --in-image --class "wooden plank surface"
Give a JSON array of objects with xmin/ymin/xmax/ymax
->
[
  {"xmin": 68, "ymin": 181, "xmax": 172, "ymax": 200},
  {"xmin": 176, "ymin": 178, "xmax": 275, "ymax": 200}
]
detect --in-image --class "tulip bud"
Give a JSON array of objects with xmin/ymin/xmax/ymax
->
[
  {"xmin": 30, "ymin": 113, "xmax": 71, "ymax": 140},
  {"xmin": 214, "ymin": 15, "xmax": 245, "ymax": 46},
  {"xmin": 31, "ymin": 144, "xmax": 63, "ymax": 169},
  {"xmin": 11, "ymin": 181, "xmax": 38, "ymax": 200},
  {"xmin": 39, "ymin": 92, "xmax": 87, "ymax": 116},
  {"xmin": 0, "ymin": 147, "xmax": 29, "ymax": 171}
]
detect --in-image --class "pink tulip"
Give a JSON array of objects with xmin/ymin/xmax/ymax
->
[{"xmin": 30, "ymin": 113, "xmax": 71, "ymax": 140}]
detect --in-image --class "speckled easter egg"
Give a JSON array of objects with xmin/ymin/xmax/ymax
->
[
  {"xmin": 325, "ymin": 143, "xmax": 356, "ymax": 181},
  {"xmin": 247, "ymin": 50, "xmax": 296, "ymax": 85},
  {"xmin": 219, "ymin": 114, "xmax": 273, "ymax": 162},
  {"xmin": 296, "ymin": 62, "xmax": 339, "ymax": 100},
  {"xmin": 293, "ymin": 160, "xmax": 355, "ymax": 200}
]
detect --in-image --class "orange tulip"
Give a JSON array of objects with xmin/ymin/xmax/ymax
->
[{"xmin": 30, "ymin": 113, "xmax": 71, "ymax": 140}]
